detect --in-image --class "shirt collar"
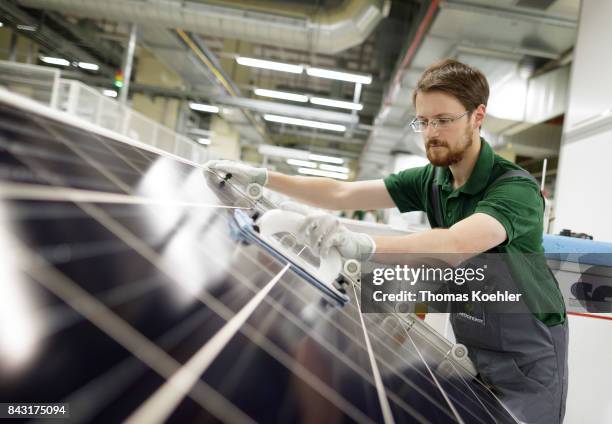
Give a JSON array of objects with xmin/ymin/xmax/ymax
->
[
  {"xmin": 434, "ymin": 164, "xmax": 452, "ymax": 191},
  {"xmin": 433, "ymin": 137, "xmax": 494, "ymax": 195}
]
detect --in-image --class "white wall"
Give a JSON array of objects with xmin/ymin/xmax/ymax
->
[
  {"xmin": 553, "ymin": 130, "xmax": 612, "ymax": 241},
  {"xmin": 554, "ymin": 1, "xmax": 612, "ymax": 422},
  {"xmin": 565, "ymin": 314, "xmax": 612, "ymax": 424},
  {"xmin": 554, "ymin": 0, "xmax": 612, "ymax": 242},
  {"xmin": 563, "ymin": 2, "xmax": 612, "ymax": 130}
]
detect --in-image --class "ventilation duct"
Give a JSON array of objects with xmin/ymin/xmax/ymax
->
[{"xmin": 18, "ymin": 0, "xmax": 390, "ymax": 55}]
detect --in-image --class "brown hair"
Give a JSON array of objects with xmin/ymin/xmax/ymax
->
[{"xmin": 412, "ymin": 59, "xmax": 489, "ymax": 111}]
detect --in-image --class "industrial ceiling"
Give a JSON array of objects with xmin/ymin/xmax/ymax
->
[{"xmin": 1, "ymin": 0, "xmax": 581, "ymax": 180}]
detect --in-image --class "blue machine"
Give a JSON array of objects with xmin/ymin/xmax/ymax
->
[{"xmin": 543, "ymin": 235, "xmax": 612, "ymax": 313}]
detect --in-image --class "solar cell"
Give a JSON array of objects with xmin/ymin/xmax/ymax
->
[{"xmin": 0, "ymin": 91, "xmax": 518, "ymax": 423}]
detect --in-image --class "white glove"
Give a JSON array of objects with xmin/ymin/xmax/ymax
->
[
  {"xmin": 281, "ymin": 201, "xmax": 376, "ymax": 260},
  {"xmin": 205, "ymin": 160, "xmax": 268, "ymax": 186}
]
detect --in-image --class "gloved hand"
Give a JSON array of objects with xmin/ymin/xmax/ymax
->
[
  {"xmin": 205, "ymin": 159, "xmax": 268, "ymax": 186},
  {"xmin": 280, "ymin": 201, "xmax": 376, "ymax": 260}
]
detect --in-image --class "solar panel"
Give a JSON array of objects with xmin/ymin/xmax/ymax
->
[{"xmin": 0, "ymin": 90, "xmax": 519, "ymax": 423}]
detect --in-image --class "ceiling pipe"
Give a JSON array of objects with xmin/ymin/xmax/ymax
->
[
  {"xmin": 441, "ymin": 0, "xmax": 577, "ymax": 29},
  {"xmin": 357, "ymin": 0, "xmax": 441, "ymax": 176},
  {"xmin": 0, "ymin": 1, "xmax": 115, "ymax": 75},
  {"xmin": 19, "ymin": 0, "xmax": 391, "ymax": 55},
  {"xmin": 382, "ymin": 0, "xmax": 441, "ymax": 111},
  {"xmin": 175, "ymin": 30, "xmax": 268, "ymax": 143}
]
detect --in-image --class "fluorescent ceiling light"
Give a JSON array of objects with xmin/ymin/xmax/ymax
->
[
  {"xmin": 189, "ymin": 102, "xmax": 219, "ymax": 113},
  {"xmin": 297, "ymin": 168, "xmax": 349, "ymax": 180},
  {"xmin": 263, "ymin": 114, "xmax": 346, "ymax": 132},
  {"xmin": 287, "ymin": 159, "xmax": 317, "ymax": 168},
  {"xmin": 308, "ymin": 153, "xmax": 344, "ymax": 164},
  {"xmin": 40, "ymin": 56, "xmax": 69, "ymax": 66},
  {"xmin": 197, "ymin": 138, "xmax": 210, "ymax": 145},
  {"xmin": 310, "ymin": 97, "xmax": 363, "ymax": 111},
  {"xmin": 17, "ymin": 24, "xmax": 36, "ymax": 31},
  {"xmin": 236, "ymin": 56, "xmax": 303, "ymax": 74},
  {"xmin": 102, "ymin": 89, "xmax": 117, "ymax": 98},
  {"xmin": 254, "ymin": 88, "xmax": 308, "ymax": 103},
  {"xmin": 78, "ymin": 62, "xmax": 99, "ymax": 71},
  {"xmin": 319, "ymin": 163, "xmax": 350, "ymax": 173},
  {"xmin": 306, "ymin": 67, "xmax": 372, "ymax": 84},
  {"xmin": 258, "ymin": 145, "xmax": 345, "ymax": 167},
  {"xmin": 258, "ymin": 145, "xmax": 310, "ymax": 160}
]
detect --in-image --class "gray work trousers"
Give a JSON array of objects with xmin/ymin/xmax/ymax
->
[{"xmin": 469, "ymin": 320, "xmax": 569, "ymax": 424}]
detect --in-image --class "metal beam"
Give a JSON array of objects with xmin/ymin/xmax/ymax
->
[
  {"xmin": 434, "ymin": 35, "xmax": 562, "ymax": 60},
  {"xmin": 264, "ymin": 143, "xmax": 361, "ymax": 160},
  {"xmin": 119, "ymin": 23, "xmax": 137, "ymax": 105},
  {"xmin": 271, "ymin": 128, "xmax": 366, "ymax": 145},
  {"xmin": 45, "ymin": 13, "xmax": 124, "ymax": 65},
  {"xmin": 174, "ymin": 30, "xmax": 267, "ymax": 143},
  {"xmin": 303, "ymin": 145, "xmax": 361, "ymax": 159},
  {"xmin": 8, "ymin": 31, "xmax": 18, "ymax": 62},
  {"xmin": 442, "ymin": 0, "xmax": 577, "ymax": 28},
  {"xmin": 55, "ymin": 70, "xmax": 220, "ymax": 99},
  {"xmin": 0, "ymin": 1, "xmax": 115, "ymax": 75},
  {"xmin": 215, "ymin": 96, "xmax": 359, "ymax": 125}
]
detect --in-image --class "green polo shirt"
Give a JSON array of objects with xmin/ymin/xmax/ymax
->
[{"xmin": 384, "ymin": 138, "xmax": 565, "ymax": 326}]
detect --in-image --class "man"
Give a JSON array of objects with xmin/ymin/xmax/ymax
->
[{"xmin": 207, "ymin": 59, "xmax": 568, "ymax": 423}]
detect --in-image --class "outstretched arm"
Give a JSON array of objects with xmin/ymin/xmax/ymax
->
[
  {"xmin": 267, "ymin": 172, "xmax": 395, "ymax": 210},
  {"xmin": 206, "ymin": 159, "xmax": 397, "ymax": 211}
]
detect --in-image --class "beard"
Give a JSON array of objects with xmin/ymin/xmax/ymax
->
[{"xmin": 425, "ymin": 125, "xmax": 474, "ymax": 167}]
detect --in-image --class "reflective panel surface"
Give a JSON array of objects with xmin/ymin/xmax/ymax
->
[{"xmin": 0, "ymin": 95, "xmax": 517, "ymax": 423}]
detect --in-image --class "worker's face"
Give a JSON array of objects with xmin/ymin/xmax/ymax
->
[{"xmin": 414, "ymin": 91, "xmax": 484, "ymax": 167}]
